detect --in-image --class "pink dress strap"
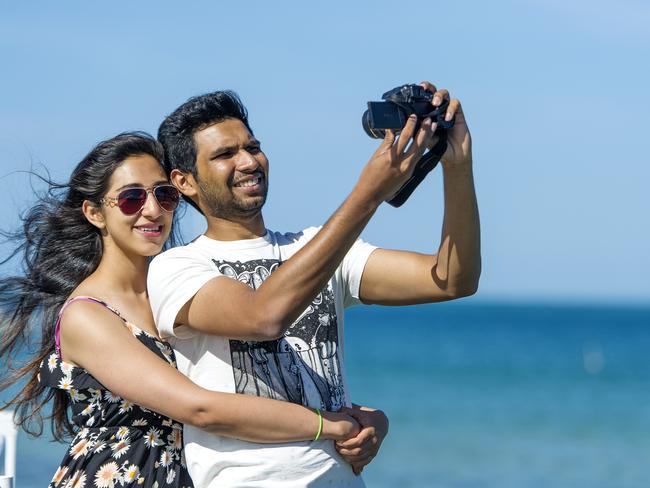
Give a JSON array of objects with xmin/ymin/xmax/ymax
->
[{"xmin": 54, "ymin": 296, "xmax": 121, "ymax": 355}]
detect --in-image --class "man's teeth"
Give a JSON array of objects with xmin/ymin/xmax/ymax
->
[{"xmin": 236, "ymin": 177, "xmax": 260, "ymax": 188}]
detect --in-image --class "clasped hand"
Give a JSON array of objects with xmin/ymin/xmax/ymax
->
[{"xmin": 334, "ymin": 405, "xmax": 389, "ymax": 475}]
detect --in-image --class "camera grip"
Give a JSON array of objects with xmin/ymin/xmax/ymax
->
[{"xmin": 386, "ymin": 135, "xmax": 447, "ymax": 208}]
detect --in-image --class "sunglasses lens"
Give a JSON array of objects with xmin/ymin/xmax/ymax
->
[
  {"xmin": 154, "ymin": 186, "xmax": 180, "ymax": 212},
  {"xmin": 117, "ymin": 188, "xmax": 147, "ymax": 215}
]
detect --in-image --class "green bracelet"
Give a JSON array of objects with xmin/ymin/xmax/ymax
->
[{"xmin": 313, "ymin": 408, "xmax": 323, "ymax": 442}]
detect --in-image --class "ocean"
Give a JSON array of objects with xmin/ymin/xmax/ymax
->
[{"xmin": 3, "ymin": 301, "xmax": 649, "ymax": 487}]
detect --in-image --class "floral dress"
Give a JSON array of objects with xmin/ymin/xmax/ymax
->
[{"xmin": 39, "ymin": 296, "xmax": 194, "ymax": 488}]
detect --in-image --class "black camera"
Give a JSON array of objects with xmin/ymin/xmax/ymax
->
[{"xmin": 362, "ymin": 84, "xmax": 455, "ymax": 207}]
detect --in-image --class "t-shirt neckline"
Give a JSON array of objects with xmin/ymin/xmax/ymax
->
[{"xmin": 195, "ymin": 230, "xmax": 273, "ymax": 250}]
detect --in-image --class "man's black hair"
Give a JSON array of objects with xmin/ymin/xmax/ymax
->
[{"xmin": 158, "ymin": 90, "xmax": 253, "ymax": 176}]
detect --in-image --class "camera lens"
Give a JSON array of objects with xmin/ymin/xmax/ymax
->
[{"xmin": 361, "ymin": 110, "xmax": 386, "ymax": 139}]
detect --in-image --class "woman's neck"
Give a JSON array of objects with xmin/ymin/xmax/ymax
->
[{"xmin": 89, "ymin": 243, "xmax": 149, "ymax": 296}]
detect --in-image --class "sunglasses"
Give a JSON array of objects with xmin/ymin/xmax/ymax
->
[{"xmin": 100, "ymin": 184, "xmax": 180, "ymax": 215}]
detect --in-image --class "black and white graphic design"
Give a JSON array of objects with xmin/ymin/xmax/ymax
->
[{"xmin": 213, "ymin": 258, "xmax": 344, "ymax": 411}]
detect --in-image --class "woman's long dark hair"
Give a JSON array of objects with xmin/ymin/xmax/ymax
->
[{"xmin": 0, "ymin": 132, "xmax": 181, "ymax": 441}]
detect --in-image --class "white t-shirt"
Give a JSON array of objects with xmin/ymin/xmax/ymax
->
[{"xmin": 147, "ymin": 227, "xmax": 377, "ymax": 488}]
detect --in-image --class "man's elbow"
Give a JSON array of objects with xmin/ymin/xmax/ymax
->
[
  {"xmin": 447, "ymin": 272, "xmax": 481, "ymax": 299},
  {"xmin": 449, "ymin": 283, "xmax": 479, "ymax": 299},
  {"xmin": 246, "ymin": 313, "xmax": 287, "ymax": 341}
]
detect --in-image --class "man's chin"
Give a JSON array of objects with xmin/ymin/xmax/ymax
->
[
  {"xmin": 216, "ymin": 196, "xmax": 266, "ymax": 219},
  {"xmin": 235, "ymin": 195, "xmax": 266, "ymax": 212}
]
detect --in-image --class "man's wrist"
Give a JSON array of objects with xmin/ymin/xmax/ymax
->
[
  {"xmin": 441, "ymin": 158, "xmax": 473, "ymax": 173},
  {"xmin": 347, "ymin": 183, "xmax": 383, "ymax": 214}
]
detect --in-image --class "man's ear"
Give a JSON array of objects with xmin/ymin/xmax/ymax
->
[
  {"xmin": 82, "ymin": 200, "xmax": 106, "ymax": 230},
  {"xmin": 170, "ymin": 169, "xmax": 199, "ymax": 199}
]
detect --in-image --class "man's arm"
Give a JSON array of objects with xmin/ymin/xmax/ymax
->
[
  {"xmin": 359, "ymin": 82, "xmax": 481, "ymax": 305},
  {"xmin": 177, "ymin": 115, "xmax": 438, "ymax": 341}
]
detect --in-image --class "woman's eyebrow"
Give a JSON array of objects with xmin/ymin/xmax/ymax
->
[{"xmin": 114, "ymin": 180, "xmax": 169, "ymax": 191}]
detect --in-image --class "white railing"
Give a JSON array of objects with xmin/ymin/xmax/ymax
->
[{"xmin": 0, "ymin": 410, "xmax": 16, "ymax": 488}]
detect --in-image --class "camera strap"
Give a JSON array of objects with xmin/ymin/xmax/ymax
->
[{"xmin": 386, "ymin": 132, "xmax": 448, "ymax": 208}]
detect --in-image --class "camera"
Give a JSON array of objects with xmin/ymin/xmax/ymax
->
[{"xmin": 362, "ymin": 84, "xmax": 455, "ymax": 207}]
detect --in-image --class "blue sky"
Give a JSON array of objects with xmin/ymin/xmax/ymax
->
[{"xmin": 0, "ymin": 1, "xmax": 648, "ymax": 303}]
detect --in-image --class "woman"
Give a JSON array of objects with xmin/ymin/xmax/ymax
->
[{"xmin": 0, "ymin": 132, "xmax": 384, "ymax": 487}]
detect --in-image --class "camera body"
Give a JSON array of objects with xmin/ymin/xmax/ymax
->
[
  {"xmin": 362, "ymin": 84, "xmax": 454, "ymax": 139},
  {"xmin": 361, "ymin": 84, "xmax": 456, "ymax": 207}
]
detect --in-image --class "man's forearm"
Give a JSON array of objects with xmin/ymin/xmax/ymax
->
[
  {"xmin": 253, "ymin": 188, "xmax": 378, "ymax": 338},
  {"xmin": 434, "ymin": 161, "xmax": 481, "ymax": 296}
]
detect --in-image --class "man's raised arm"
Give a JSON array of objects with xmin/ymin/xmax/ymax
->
[
  {"xmin": 175, "ymin": 114, "xmax": 437, "ymax": 341},
  {"xmin": 359, "ymin": 81, "xmax": 481, "ymax": 305}
]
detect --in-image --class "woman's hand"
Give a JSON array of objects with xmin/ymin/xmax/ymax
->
[{"xmin": 321, "ymin": 410, "xmax": 361, "ymax": 440}]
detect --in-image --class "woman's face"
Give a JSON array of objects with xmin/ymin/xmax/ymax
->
[{"xmin": 100, "ymin": 154, "xmax": 175, "ymax": 258}]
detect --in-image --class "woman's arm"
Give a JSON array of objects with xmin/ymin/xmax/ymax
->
[{"xmin": 60, "ymin": 301, "xmax": 359, "ymax": 442}]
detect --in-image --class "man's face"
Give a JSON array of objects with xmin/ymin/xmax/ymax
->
[{"xmin": 193, "ymin": 118, "xmax": 269, "ymax": 219}]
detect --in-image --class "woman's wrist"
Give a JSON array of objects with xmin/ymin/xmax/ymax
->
[{"xmin": 320, "ymin": 410, "xmax": 360, "ymax": 440}]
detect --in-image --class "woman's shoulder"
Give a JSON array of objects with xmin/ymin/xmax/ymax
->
[
  {"xmin": 61, "ymin": 292, "xmax": 123, "ymax": 320},
  {"xmin": 57, "ymin": 295, "xmax": 127, "ymax": 348}
]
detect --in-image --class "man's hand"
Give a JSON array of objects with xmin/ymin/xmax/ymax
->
[
  {"xmin": 335, "ymin": 405, "xmax": 389, "ymax": 475},
  {"xmin": 355, "ymin": 111, "xmax": 437, "ymax": 207},
  {"xmin": 419, "ymin": 80, "xmax": 472, "ymax": 168}
]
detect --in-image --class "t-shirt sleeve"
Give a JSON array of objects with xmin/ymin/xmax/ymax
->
[
  {"xmin": 147, "ymin": 247, "xmax": 219, "ymax": 339},
  {"xmin": 340, "ymin": 237, "xmax": 378, "ymax": 308}
]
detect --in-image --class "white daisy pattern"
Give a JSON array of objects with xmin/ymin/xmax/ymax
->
[
  {"xmin": 94, "ymin": 461, "xmax": 121, "ymax": 488},
  {"xmin": 58, "ymin": 376, "xmax": 73, "ymax": 390},
  {"xmin": 159, "ymin": 449, "xmax": 173, "ymax": 468},
  {"xmin": 104, "ymin": 391, "xmax": 121, "ymax": 403},
  {"xmin": 124, "ymin": 465, "xmax": 140, "ymax": 484},
  {"xmin": 69, "ymin": 470, "xmax": 86, "ymax": 488},
  {"xmin": 110, "ymin": 438, "xmax": 130, "ymax": 459},
  {"xmin": 60, "ymin": 362, "xmax": 74, "ymax": 376},
  {"xmin": 48, "ymin": 353, "xmax": 59, "ymax": 372},
  {"xmin": 69, "ymin": 438, "xmax": 92, "ymax": 460},
  {"xmin": 70, "ymin": 389, "xmax": 87, "ymax": 403},
  {"xmin": 144, "ymin": 428, "xmax": 162, "ymax": 448},
  {"xmin": 51, "ymin": 465, "xmax": 69, "ymax": 485},
  {"xmin": 165, "ymin": 470, "xmax": 176, "ymax": 485},
  {"xmin": 119, "ymin": 400, "xmax": 133, "ymax": 413},
  {"xmin": 39, "ymin": 297, "xmax": 193, "ymax": 488}
]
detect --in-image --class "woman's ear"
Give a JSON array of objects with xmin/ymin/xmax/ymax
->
[
  {"xmin": 170, "ymin": 169, "xmax": 199, "ymax": 199},
  {"xmin": 82, "ymin": 200, "xmax": 106, "ymax": 230}
]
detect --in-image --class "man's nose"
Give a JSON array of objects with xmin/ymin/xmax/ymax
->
[{"xmin": 235, "ymin": 149, "xmax": 259, "ymax": 171}]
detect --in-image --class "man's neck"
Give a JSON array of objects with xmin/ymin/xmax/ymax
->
[{"xmin": 204, "ymin": 213, "xmax": 266, "ymax": 241}]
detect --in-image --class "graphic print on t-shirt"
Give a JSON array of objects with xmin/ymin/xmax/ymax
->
[{"xmin": 213, "ymin": 258, "xmax": 345, "ymax": 411}]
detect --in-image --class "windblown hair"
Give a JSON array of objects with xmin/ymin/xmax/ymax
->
[
  {"xmin": 157, "ymin": 90, "xmax": 252, "ymax": 212},
  {"xmin": 0, "ymin": 132, "xmax": 178, "ymax": 441}
]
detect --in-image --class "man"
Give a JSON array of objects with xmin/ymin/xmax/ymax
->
[{"xmin": 148, "ymin": 82, "xmax": 480, "ymax": 487}]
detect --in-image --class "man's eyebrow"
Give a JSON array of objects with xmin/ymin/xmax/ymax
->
[
  {"xmin": 114, "ymin": 180, "xmax": 169, "ymax": 191},
  {"xmin": 209, "ymin": 144, "xmax": 238, "ymax": 159},
  {"xmin": 209, "ymin": 139, "xmax": 261, "ymax": 159}
]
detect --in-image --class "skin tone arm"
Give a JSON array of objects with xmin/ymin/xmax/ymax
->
[
  {"xmin": 60, "ymin": 301, "xmax": 359, "ymax": 443},
  {"xmin": 359, "ymin": 81, "xmax": 481, "ymax": 305},
  {"xmin": 177, "ymin": 114, "xmax": 438, "ymax": 341}
]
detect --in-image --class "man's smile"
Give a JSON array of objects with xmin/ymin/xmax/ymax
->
[{"xmin": 233, "ymin": 172, "xmax": 265, "ymax": 192}]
